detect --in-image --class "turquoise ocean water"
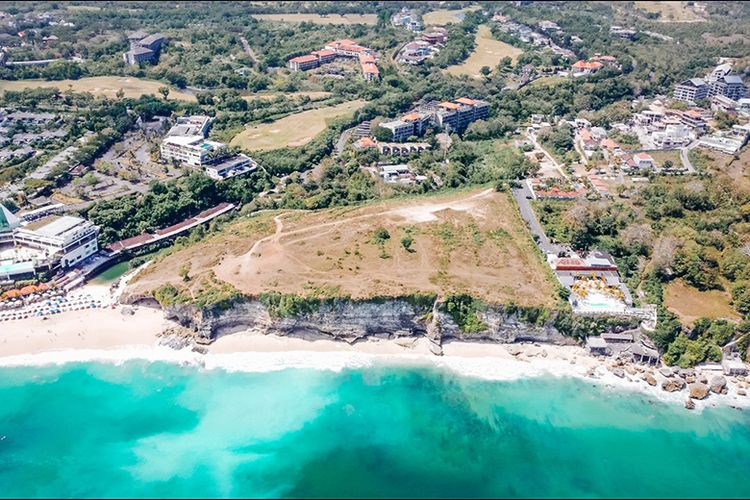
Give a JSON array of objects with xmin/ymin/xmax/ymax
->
[{"xmin": 1, "ymin": 361, "xmax": 749, "ymax": 498}]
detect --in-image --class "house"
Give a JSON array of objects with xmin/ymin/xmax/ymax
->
[
  {"xmin": 673, "ymin": 78, "xmax": 709, "ymax": 103},
  {"xmin": 674, "ymin": 109, "xmax": 707, "ymax": 130},
  {"xmin": 653, "ymin": 124, "xmax": 691, "ymax": 148},
  {"xmin": 421, "ymin": 27, "xmax": 448, "ymax": 45},
  {"xmin": 571, "ymin": 60, "xmax": 603, "ymax": 76},
  {"xmin": 633, "ymin": 152, "xmax": 655, "ymax": 169},
  {"xmin": 711, "ymin": 95, "xmax": 738, "ymax": 113},
  {"xmin": 600, "ymin": 138, "xmax": 621, "ymax": 155},
  {"xmin": 538, "ymin": 20, "xmax": 561, "ymax": 32},
  {"xmin": 698, "ymin": 134, "xmax": 746, "ymax": 155},
  {"xmin": 609, "ymin": 25, "xmax": 637, "ymax": 40}
]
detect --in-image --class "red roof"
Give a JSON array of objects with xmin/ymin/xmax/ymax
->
[
  {"xmin": 361, "ymin": 62, "xmax": 379, "ymax": 75},
  {"xmin": 357, "ymin": 137, "xmax": 377, "ymax": 148},
  {"xmin": 359, "ymin": 53, "xmax": 376, "ymax": 64},
  {"xmin": 155, "ymin": 218, "xmax": 197, "ymax": 236},
  {"xmin": 328, "ymin": 39, "xmax": 356, "ymax": 47},
  {"xmin": 341, "ymin": 44, "xmax": 367, "ymax": 53},
  {"xmin": 312, "ymin": 49, "xmax": 336, "ymax": 57},
  {"xmin": 403, "ymin": 113, "xmax": 421, "ymax": 121},
  {"xmin": 107, "ymin": 233, "xmax": 155, "ymax": 252},
  {"xmin": 572, "ymin": 60, "xmax": 603, "ymax": 70},
  {"xmin": 580, "ymin": 129, "xmax": 592, "ymax": 141},
  {"xmin": 634, "ymin": 152, "xmax": 653, "ymax": 161},
  {"xmin": 289, "ymin": 54, "xmax": 318, "ymax": 64},
  {"xmin": 455, "ymin": 97, "xmax": 479, "ymax": 106},
  {"xmin": 600, "ymin": 138, "xmax": 619, "ymax": 150},
  {"xmin": 439, "ymin": 101, "xmax": 461, "ymax": 110},
  {"xmin": 196, "ymin": 202, "xmax": 232, "ymax": 220}
]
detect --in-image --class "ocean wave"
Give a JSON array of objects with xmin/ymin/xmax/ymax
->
[{"xmin": 0, "ymin": 346, "xmax": 747, "ymax": 411}]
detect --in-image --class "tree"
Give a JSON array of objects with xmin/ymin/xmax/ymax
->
[
  {"xmin": 158, "ymin": 86, "xmax": 170, "ymax": 100},
  {"xmin": 116, "ymin": 88, "xmax": 125, "ymax": 100},
  {"xmin": 480, "ymin": 65, "xmax": 491, "ymax": 78}
]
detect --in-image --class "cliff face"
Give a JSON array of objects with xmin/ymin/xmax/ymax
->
[{"xmin": 158, "ymin": 297, "xmax": 573, "ymax": 352}]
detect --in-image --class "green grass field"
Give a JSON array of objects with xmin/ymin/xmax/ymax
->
[
  {"xmin": 230, "ymin": 100, "xmax": 366, "ymax": 151},
  {"xmin": 445, "ymin": 25, "xmax": 523, "ymax": 79},
  {"xmin": 0, "ymin": 76, "xmax": 195, "ymax": 101}
]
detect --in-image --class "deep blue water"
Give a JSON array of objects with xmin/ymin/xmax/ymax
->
[{"xmin": 1, "ymin": 361, "xmax": 749, "ymax": 498}]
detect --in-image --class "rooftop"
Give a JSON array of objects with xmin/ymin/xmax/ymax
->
[
  {"xmin": 23, "ymin": 215, "xmax": 90, "ymax": 238},
  {"xmin": 138, "ymin": 33, "xmax": 165, "ymax": 46},
  {"xmin": 290, "ymin": 54, "xmax": 318, "ymax": 64}
]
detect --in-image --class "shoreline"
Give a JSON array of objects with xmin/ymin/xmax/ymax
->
[{"xmin": 1, "ymin": 308, "xmax": 748, "ymax": 411}]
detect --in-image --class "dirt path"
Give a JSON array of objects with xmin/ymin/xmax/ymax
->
[{"xmin": 222, "ymin": 189, "xmax": 497, "ymax": 284}]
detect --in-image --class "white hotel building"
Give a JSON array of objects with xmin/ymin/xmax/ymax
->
[
  {"xmin": 1, "ymin": 207, "xmax": 100, "ymax": 282},
  {"xmin": 160, "ymin": 135, "xmax": 226, "ymax": 167}
]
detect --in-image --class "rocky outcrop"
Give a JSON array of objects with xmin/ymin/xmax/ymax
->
[
  {"xmin": 689, "ymin": 382, "xmax": 710, "ymax": 400},
  {"xmin": 158, "ymin": 297, "xmax": 581, "ymax": 349},
  {"xmin": 710, "ymin": 376, "xmax": 727, "ymax": 394},
  {"xmin": 684, "ymin": 398, "xmax": 695, "ymax": 410},
  {"xmin": 662, "ymin": 378, "xmax": 686, "ymax": 392},
  {"xmin": 642, "ymin": 373, "xmax": 657, "ymax": 386}
]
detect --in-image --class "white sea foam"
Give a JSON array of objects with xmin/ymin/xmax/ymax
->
[{"xmin": 1, "ymin": 346, "xmax": 747, "ymax": 411}]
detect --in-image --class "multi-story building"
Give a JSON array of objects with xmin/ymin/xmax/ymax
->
[
  {"xmin": 287, "ymin": 54, "xmax": 320, "ymax": 72},
  {"xmin": 324, "ymin": 39, "xmax": 373, "ymax": 58},
  {"xmin": 167, "ymin": 115, "xmax": 212, "ymax": 138},
  {"xmin": 378, "ymin": 97, "xmax": 489, "ymax": 140},
  {"xmin": 421, "ymin": 28, "xmax": 448, "ymax": 45},
  {"xmin": 287, "ymin": 40, "xmax": 378, "ymax": 81},
  {"xmin": 379, "ymin": 120, "xmax": 415, "ymax": 142},
  {"xmin": 204, "ymin": 154, "xmax": 258, "ymax": 181},
  {"xmin": 311, "ymin": 49, "xmax": 336, "ymax": 64},
  {"xmin": 123, "ymin": 32, "xmax": 166, "ymax": 65},
  {"xmin": 160, "ymin": 135, "xmax": 226, "ymax": 167},
  {"xmin": 673, "ymin": 78, "xmax": 709, "ymax": 103},
  {"xmin": 11, "ymin": 216, "xmax": 99, "ymax": 269},
  {"xmin": 710, "ymin": 74, "xmax": 747, "ymax": 101}
]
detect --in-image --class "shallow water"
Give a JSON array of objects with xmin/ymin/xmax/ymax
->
[{"xmin": 1, "ymin": 361, "xmax": 749, "ymax": 498}]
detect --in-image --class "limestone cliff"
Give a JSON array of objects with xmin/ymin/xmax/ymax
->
[{"xmin": 135, "ymin": 296, "xmax": 577, "ymax": 352}]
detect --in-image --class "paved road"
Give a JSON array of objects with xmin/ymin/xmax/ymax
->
[
  {"xmin": 680, "ymin": 141, "xmax": 699, "ymax": 173},
  {"xmin": 512, "ymin": 183, "xmax": 562, "ymax": 256}
]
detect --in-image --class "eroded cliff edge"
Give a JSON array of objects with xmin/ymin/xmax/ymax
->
[{"xmin": 125, "ymin": 294, "xmax": 637, "ymax": 355}]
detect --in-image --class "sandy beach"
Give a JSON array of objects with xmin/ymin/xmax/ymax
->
[
  {"xmin": 0, "ymin": 293, "xmax": 748, "ymax": 411},
  {"xmin": 0, "ymin": 305, "xmax": 172, "ymax": 357}
]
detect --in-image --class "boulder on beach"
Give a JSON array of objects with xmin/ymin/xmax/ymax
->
[
  {"xmin": 613, "ymin": 368, "xmax": 625, "ymax": 378},
  {"xmin": 684, "ymin": 398, "xmax": 695, "ymax": 410},
  {"xmin": 738, "ymin": 389, "xmax": 747, "ymax": 396},
  {"xmin": 659, "ymin": 367, "xmax": 673, "ymax": 378},
  {"xmin": 689, "ymin": 382, "xmax": 710, "ymax": 400},
  {"xmin": 662, "ymin": 378, "xmax": 686, "ymax": 392},
  {"xmin": 710, "ymin": 376, "xmax": 727, "ymax": 394},
  {"xmin": 643, "ymin": 373, "xmax": 657, "ymax": 386}
]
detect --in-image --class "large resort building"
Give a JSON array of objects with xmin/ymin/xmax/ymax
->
[
  {"xmin": 159, "ymin": 115, "xmax": 260, "ymax": 180},
  {"xmin": 378, "ymin": 97, "xmax": 489, "ymax": 141},
  {"xmin": 0, "ymin": 205, "xmax": 100, "ymax": 283},
  {"xmin": 123, "ymin": 32, "xmax": 166, "ymax": 65},
  {"xmin": 287, "ymin": 39, "xmax": 380, "ymax": 81}
]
